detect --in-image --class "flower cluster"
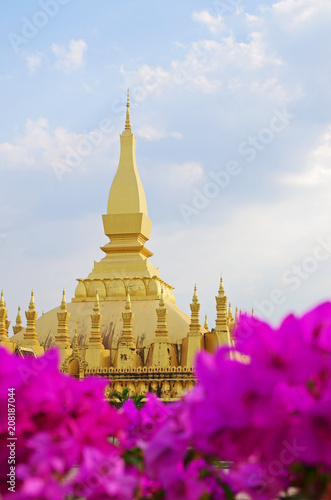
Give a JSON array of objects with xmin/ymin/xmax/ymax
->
[
  {"xmin": 2, "ymin": 302, "xmax": 331, "ymax": 499},
  {"xmin": 0, "ymin": 348, "xmax": 135, "ymax": 500}
]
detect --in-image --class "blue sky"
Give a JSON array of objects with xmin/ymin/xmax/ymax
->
[{"xmin": 2, "ymin": 0, "xmax": 331, "ymax": 332}]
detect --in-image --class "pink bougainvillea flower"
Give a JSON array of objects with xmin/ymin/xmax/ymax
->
[
  {"xmin": 160, "ymin": 460, "xmax": 208, "ymax": 500},
  {"xmin": 69, "ymin": 448, "xmax": 137, "ymax": 500},
  {"xmin": 120, "ymin": 393, "xmax": 169, "ymax": 450},
  {"xmin": 188, "ymin": 348, "xmax": 290, "ymax": 463},
  {"xmin": 299, "ymin": 302, "xmax": 331, "ymax": 352},
  {"xmin": 0, "ymin": 347, "xmax": 127, "ymax": 499},
  {"xmin": 229, "ymin": 460, "xmax": 288, "ymax": 500},
  {"xmin": 235, "ymin": 312, "xmax": 325, "ymax": 388}
]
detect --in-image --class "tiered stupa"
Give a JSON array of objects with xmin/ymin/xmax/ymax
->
[{"xmin": 6, "ymin": 93, "xmax": 239, "ymax": 400}]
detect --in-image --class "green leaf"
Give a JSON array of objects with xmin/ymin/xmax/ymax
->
[{"xmin": 220, "ymin": 482, "xmax": 236, "ymax": 500}]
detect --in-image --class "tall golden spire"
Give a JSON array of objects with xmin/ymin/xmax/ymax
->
[
  {"xmin": 13, "ymin": 306, "xmax": 24, "ymax": 335},
  {"xmin": 215, "ymin": 277, "xmax": 231, "ymax": 346},
  {"xmin": 147, "ymin": 287, "xmax": 174, "ymax": 368},
  {"xmin": 24, "ymin": 291, "xmax": 38, "ymax": 341},
  {"xmin": 181, "ymin": 285, "xmax": 202, "ymax": 368},
  {"xmin": 120, "ymin": 292, "xmax": 135, "ymax": 347},
  {"xmin": 204, "ymin": 314, "xmax": 209, "ymax": 331},
  {"xmin": 0, "ymin": 291, "xmax": 6, "ymax": 332},
  {"xmin": 55, "ymin": 289, "xmax": 71, "ymax": 349},
  {"xmin": 22, "ymin": 291, "xmax": 43, "ymax": 354},
  {"xmin": 88, "ymin": 290, "xmax": 104, "ymax": 349},
  {"xmin": 61, "ymin": 288, "xmax": 66, "ymax": 309},
  {"xmin": 88, "ymin": 86, "xmax": 161, "ymax": 283},
  {"xmin": 0, "ymin": 291, "xmax": 8, "ymax": 341},
  {"xmin": 155, "ymin": 288, "xmax": 170, "ymax": 342},
  {"xmin": 106, "ymin": 88, "xmax": 148, "ymax": 216},
  {"xmin": 0, "ymin": 291, "xmax": 14, "ymax": 351},
  {"xmin": 189, "ymin": 285, "xmax": 201, "ymax": 335},
  {"xmin": 125, "ymin": 89, "xmax": 131, "ymax": 131}
]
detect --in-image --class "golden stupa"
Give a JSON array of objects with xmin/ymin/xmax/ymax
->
[{"xmin": 2, "ymin": 92, "xmax": 236, "ymax": 400}]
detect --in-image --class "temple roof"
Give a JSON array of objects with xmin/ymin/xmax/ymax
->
[{"xmin": 11, "ymin": 299, "xmax": 199, "ymax": 350}]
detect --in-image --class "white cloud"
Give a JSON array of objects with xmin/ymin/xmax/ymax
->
[
  {"xmin": 145, "ymin": 161, "xmax": 204, "ymax": 190},
  {"xmin": 285, "ymin": 164, "xmax": 331, "ymax": 187},
  {"xmin": 136, "ymin": 126, "xmax": 166, "ymax": 141},
  {"xmin": 281, "ymin": 126, "xmax": 331, "ymax": 186},
  {"xmin": 136, "ymin": 126, "xmax": 183, "ymax": 141},
  {"xmin": 52, "ymin": 39, "xmax": 87, "ymax": 73},
  {"xmin": 123, "ymin": 32, "xmax": 283, "ymax": 96},
  {"xmin": 0, "ymin": 117, "xmax": 115, "ymax": 175},
  {"xmin": 0, "ymin": 74, "xmax": 13, "ymax": 83},
  {"xmin": 26, "ymin": 53, "xmax": 42, "ymax": 74},
  {"xmin": 154, "ymin": 183, "xmax": 331, "ymax": 326},
  {"xmin": 0, "ymin": 142, "xmax": 35, "ymax": 167},
  {"xmin": 192, "ymin": 10, "xmax": 225, "ymax": 34},
  {"xmin": 271, "ymin": 0, "xmax": 331, "ymax": 27},
  {"xmin": 170, "ymin": 162, "xmax": 204, "ymax": 184}
]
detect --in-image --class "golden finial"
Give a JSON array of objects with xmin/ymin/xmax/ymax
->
[
  {"xmin": 61, "ymin": 288, "xmax": 67, "ymax": 310},
  {"xmin": 159, "ymin": 287, "xmax": 165, "ymax": 307},
  {"xmin": 16, "ymin": 306, "xmax": 22, "ymax": 326},
  {"xmin": 94, "ymin": 289, "xmax": 100, "ymax": 312},
  {"xmin": 251, "ymin": 308, "xmax": 254, "ymax": 317},
  {"xmin": 218, "ymin": 276, "xmax": 225, "ymax": 296},
  {"xmin": 125, "ymin": 88, "xmax": 131, "ymax": 131},
  {"xmin": 0, "ymin": 290, "xmax": 5, "ymax": 307},
  {"xmin": 29, "ymin": 290, "xmax": 35, "ymax": 310},
  {"xmin": 204, "ymin": 314, "xmax": 209, "ymax": 331},
  {"xmin": 193, "ymin": 284, "xmax": 199, "ymax": 303},
  {"xmin": 125, "ymin": 291, "xmax": 131, "ymax": 310}
]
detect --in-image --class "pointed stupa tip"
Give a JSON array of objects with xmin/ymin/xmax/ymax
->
[
  {"xmin": 0, "ymin": 290, "xmax": 5, "ymax": 307},
  {"xmin": 125, "ymin": 291, "xmax": 131, "ymax": 310},
  {"xmin": 218, "ymin": 275, "xmax": 225, "ymax": 296},
  {"xmin": 94, "ymin": 289, "xmax": 100, "ymax": 312},
  {"xmin": 159, "ymin": 287, "xmax": 165, "ymax": 307},
  {"xmin": 61, "ymin": 288, "xmax": 67, "ymax": 309},
  {"xmin": 204, "ymin": 314, "xmax": 209, "ymax": 330},
  {"xmin": 124, "ymin": 88, "xmax": 131, "ymax": 131},
  {"xmin": 192, "ymin": 284, "xmax": 199, "ymax": 303},
  {"xmin": 29, "ymin": 290, "xmax": 35, "ymax": 310},
  {"xmin": 16, "ymin": 306, "xmax": 22, "ymax": 325}
]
